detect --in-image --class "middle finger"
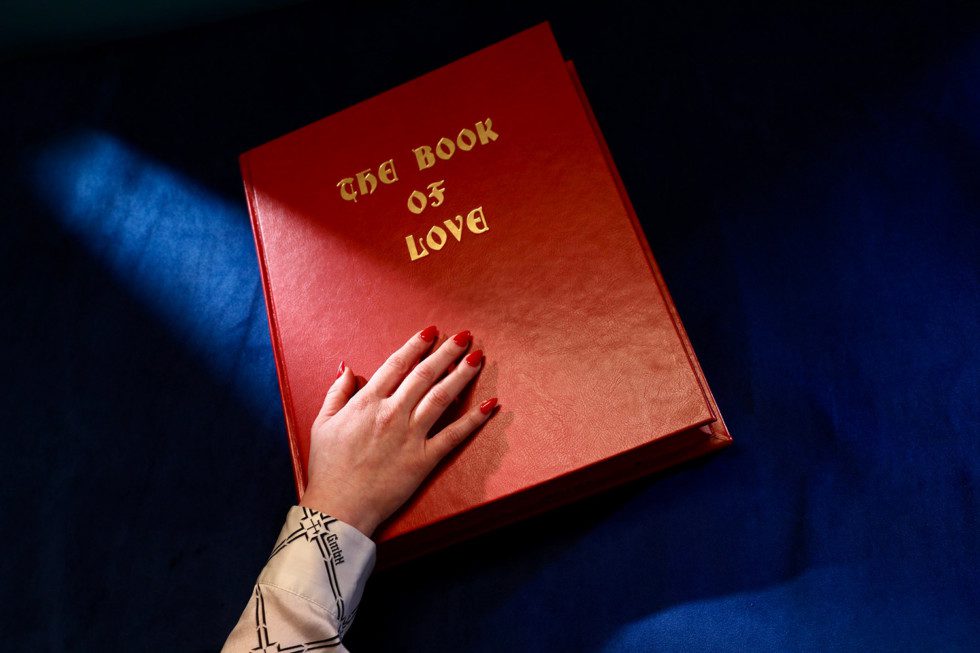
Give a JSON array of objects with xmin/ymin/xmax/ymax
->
[
  {"xmin": 410, "ymin": 347, "xmax": 484, "ymax": 434},
  {"xmin": 389, "ymin": 329, "xmax": 472, "ymax": 410}
]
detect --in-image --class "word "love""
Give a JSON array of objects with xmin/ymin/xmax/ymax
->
[{"xmin": 405, "ymin": 206, "xmax": 489, "ymax": 261}]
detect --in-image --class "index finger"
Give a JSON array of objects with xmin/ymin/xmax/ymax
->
[{"xmin": 360, "ymin": 325, "xmax": 438, "ymax": 399}]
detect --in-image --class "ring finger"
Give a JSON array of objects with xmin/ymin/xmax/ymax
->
[{"xmin": 410, "ymin": 348, "xmax": 484, "ymax": 434}]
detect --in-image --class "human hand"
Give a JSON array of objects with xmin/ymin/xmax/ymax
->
[{"xmin": 298, "ymin": 325, "xmax": 498, "ymax": 538}]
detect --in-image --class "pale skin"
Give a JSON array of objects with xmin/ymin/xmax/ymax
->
[{"xmin": 299, "ymin": 325, "xmax": 498, "ymax": 538}]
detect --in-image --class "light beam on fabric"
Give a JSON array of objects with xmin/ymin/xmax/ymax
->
[{"xmin": 31, "ymin": 130, "xmax": 281, "ymax": 425}]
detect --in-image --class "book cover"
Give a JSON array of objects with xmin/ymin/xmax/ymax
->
[{"xmin": 239, "ymin": 20, "xmax": 731, "ymax": 570}]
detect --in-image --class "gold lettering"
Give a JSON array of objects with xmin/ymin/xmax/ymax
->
[
  {"xmin": 443, "ymin": 214, "xmax": 464, "ymax": 241},
  {"xmin": 407, "ymin": 190, "xmax": 427, "ymax": 215},
  {"xmin": 405, "ymin": 180, "xmax": 445, "ymax": 214},
  {"xmin": 426, "ymin": 225, "xmax": 448, "ymax": 251},
  {"xmin": 435, "ymin": 137, "xmax": 456, "ymax": 161},
  {"xmin": 337, "ymin": 177, "xmax": 358, "ymax": 203},
  {"xmin": 413, "ymin": 145, "xmax": 435, "ymax": 170},
  {"xmin": 466, "ymin": 206, "xmax": 489, "ymax": 233},
  {"xmin": 428, "ymin": 180, "xmax": 445, "ymax": 208},
  {"xmin": 457, "ymin": 128, "xmax": 477, "ymax": 151},
  {"xmin": 378, "ymin": 159, "xmax": 398, "ymax": 184},
  {"xmin": 475, "ymin": 118, "xmax": 499, "ymax": 145},
  {"xmin": 406, "ymin": 206, "xmax": 489, "ymax": 261},
  {"xmin": 355, "ymin": 168, "xmax": 378, "ymax": 196},
  {"xmin": 406, "ymin": 234, "xmax": 428, "ymax": 261},
  {"xmin": 411, "ymin": 119, "xmax": 498, "ymax": 173}
]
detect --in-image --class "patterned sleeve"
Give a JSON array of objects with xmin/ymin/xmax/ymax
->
[{"xmin": 221, "ymin": 505, "xmax": 377, "ymax": 652}]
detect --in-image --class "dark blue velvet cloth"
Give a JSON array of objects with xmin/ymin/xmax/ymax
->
[{"xmin": 1, "ymin": 3, "xmax": 977, "ymax": 650}]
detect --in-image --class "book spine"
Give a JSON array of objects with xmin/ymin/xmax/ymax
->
[{"xmin": 239, "ymin": 153, "xmax": 307, "ymax": 498}]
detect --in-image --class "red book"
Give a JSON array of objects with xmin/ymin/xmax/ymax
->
[{"xmin": 240, "ymin": 21, "xmax": 731, "ymax": 571}]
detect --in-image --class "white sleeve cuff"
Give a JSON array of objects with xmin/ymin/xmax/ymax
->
[{"xmin": 257, "ymin": 505, "xmax": 377, "ymax": 638}]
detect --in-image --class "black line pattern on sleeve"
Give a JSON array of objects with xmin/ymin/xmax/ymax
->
[
  {"xmin": 249, "ymin": 585, "xmax": 343, "ymax": 651},
  {"xmin": 248, "ymin": 507, "xmax": 363, "ymax": 650},
  {"xmin": 267, "ymin": 509, "xmax": 337, "ymax": 561}
]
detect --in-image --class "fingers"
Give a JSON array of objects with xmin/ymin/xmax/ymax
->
[
  {"xmin": 360, "ymin": 325, "xmax": 438, "ymax": 400},
  {"xmin": 424, "ymin": 397, "xmax": 498, "ymax": 468},
  {"xmin": 315, "ymin": 360, "xmax": 356, "ymax": 423},
  {"xmin": 392, "ymin": 329, "xmax": 474, "ymax": 413},
  {"xmin": 409, "ymin": 346, "xmax": 484, "ymax": 433}
]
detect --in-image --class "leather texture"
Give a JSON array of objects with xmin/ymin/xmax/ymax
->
[{"xmin": 240, "ymin": 21, "xmax": 731, "ymax": 570}]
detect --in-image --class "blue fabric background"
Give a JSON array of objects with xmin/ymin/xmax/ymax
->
[{"xmin": 1, "ymin": 2, "xmax": 977, "ymax": 650}]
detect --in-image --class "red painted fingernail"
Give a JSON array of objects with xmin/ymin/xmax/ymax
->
[
  {"xmin": 479, "ymin": 397, "xmax": 498, "ymax": 415},
  {"xmin": 336, "ymin": 360, "xmax": 346, "ymax": 378},
  {"xmin": 464, "ymin": 349, "xmax": 484, "ymax": 367},
  {"xmin": 419, "ymin": 325, "xmax": 438, "ymax": 342},
  {"xmin": 452, "ymin": 330, "xmax": 471, "ymax": 346}
]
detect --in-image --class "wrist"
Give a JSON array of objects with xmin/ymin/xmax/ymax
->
[{"xmin": 299, "ymin": 492, "xmax": 380, "ymax": 539}]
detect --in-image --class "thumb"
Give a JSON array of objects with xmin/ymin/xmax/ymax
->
[{"xmin": 316, "ymin": 360, "xmax": 356, "ymax": 422}]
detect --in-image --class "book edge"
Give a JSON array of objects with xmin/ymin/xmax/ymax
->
[
  {"xmin": 240, "ymin": 152, "xmax": 308, "ymax": 498},
  {"xmin": 375, "ymin": 423, "xmax": 728, "ymax": 570}
]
